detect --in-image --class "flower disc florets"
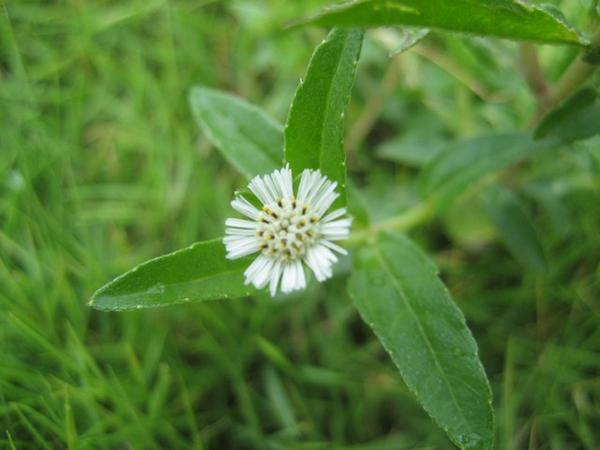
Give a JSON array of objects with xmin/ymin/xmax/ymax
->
[
  {"xmin": 224, "ymin": 165, "xmax": 351, "ymax": 296},
  {"xmin": 256, "ymin": 196, "xmax": 320, "ymax": 261}
]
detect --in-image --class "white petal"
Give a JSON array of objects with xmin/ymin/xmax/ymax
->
[
  {"xmin": 296, "ymin": 169, "xmax": 312, "ymax": 203},
  {"xmin": 225, "ymin": 227, "xmax": 256, "ymax": 236},
  {"xmin": 281, "ymin": 263, "xmax": 295, "ymax": 293},
  {"xmin": 321, "ymin": 218, "xmax": 352, "ymax": 240},
  {"xmin": 304, "ymin": 244, "xmax": 336, "ymax": 282},
  {"xmin": 231, "ymin": 197, "xmax": 260, "ymax": 219},
  {"xmin": 224, "ymin": 237, "xmax": 261, "ymax": 259},
  {"xmin": 225, "ymin": 218, "xmax": 258, "ymax": 229},
  {"xmin": 244, "ymin": 254, "xmax": 273, "ymax": 288},
  {"xmin": 321, "ymin": 229, "xmax": 351, "ymax": 241},
  {"xmin": 280, "ymin": 260, "xmax": 304, "ymax": 293},
  {"xmin": 321, "ymin": 239, "xmax": 348, "ymax": 255},
  {"xmin": 223, "ymin": 235, "xmax": 258, "ymax": 244},
  {"xmin": 252, "ymin": 258, "xmax": 275, "ymax": 289},
  {"xmin": 280, "ymin": 165, "xmax": 294, "ymax": 198},
  {"xmin": 269, "ymin": 260, "xmax": 283, "ymax": 297},
  {"xmin": 248, "ymin": 176, "xmax": 275, "ymax": 205},
  {"xmin": 294, "ymin": 261, "xmax": 306, "ymax": 290},
  {"xmin": 271, "ymin": 165, "xmax": 293, "ymax": 199},
  {"xmin": 297, "ymin": 169, "xmax": 320, "ymax": 203},
  {"xmin": 261, "ymin": 174, "xmax": 279, "ymax": 203},
  {"xmin": 312, "ymin": 183, "xmax": 339, "ymax": 216},
  {"xmin": 322, "ymin": 218, "xmax": 352, "ymax": 229},
  {"xmin": 304, "ymin": 174, "xmax": 329, "ymax": 206},
  {"xmin": 322, "ymin": 207, "xmax": 347, "ymax": 223}
]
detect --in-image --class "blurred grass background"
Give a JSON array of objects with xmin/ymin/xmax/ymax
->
[{"xmin": 1, "ymin": 0, "xmax": 600, "ymax": 448}]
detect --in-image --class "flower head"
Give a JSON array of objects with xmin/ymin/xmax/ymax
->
[{"xmin": 224, "ymin": 165, "xmax": 351, "ymax": 296}]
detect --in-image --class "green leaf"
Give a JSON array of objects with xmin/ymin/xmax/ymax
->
[
  {"xmin": 346, "ymin": 180, "xmax": 371, "ymax": 227},
  {"xmin": 301, "ymin": 0, "xmax": 589, "ymax": 46},
  {"xmin": 190, "ymin": 86, "xmax": 283, "ymax": 178},
  {"xmin": 442, "ymin": 196, "xmax": 496, "ymax": 249},
  {"xmin": 376, "ymin": 133, "xmax": 446, "ymax": 167},
  {"xmin": 419, "ymin": 133, "xmax": 553, "ymax": 208},
  {"xmin": 284, "ymin": 27, "xmax": 363, "ymax": 207},
  {"xmin": 535, "ymin": 87, "xmax": 600, "ymax": 143},
  {"xmin": 481, "ymin": 186, "xmax": 547, "ymax": 273},
  {"xmin": 349, "ymin": 231, "xmax": 493, "ymax": 450},
  {"xmin": 89, "ymin": 239, "xmax": 254, "ymax": 311},
  {"xmin": 389, "ymin": 28, "xmax": 430, "ymax": 55}
]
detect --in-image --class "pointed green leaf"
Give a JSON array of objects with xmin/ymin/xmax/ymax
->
[
  {"xmin": 190, "ymin": 86, "xmax": 283, "ymax": 178},
  {"xmin": 284, "ymin": 27, "xmax": 363, "ymax": 206},
  {"xmin": 89, "ymin": 240, "xmax": 254, "ymax": 311},
  {"xmin": 481, "ymin": 186, "xmax": 547, "ymax": 273},
  {"xmin": 389, "ymin": 28, "xmax": 430, "ymax": 55},
  {"xmin": 349, "ymin": 231, "xmax": 494, "ymax": 450},
  {"xmin": 301, "ymin": 0, "xmax": 588, "ymax": 46}
]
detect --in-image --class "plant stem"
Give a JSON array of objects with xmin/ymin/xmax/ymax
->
[
  {"xmin": 519, "ymin": 43, "xmax": 549, "ymax": 110},
  {"xmin": 412, "ymin": 43, "xmax": 493, "ymax": 101},
  {"xmin": 543, "ymin": 27, "xmax": 600, "ymax": 113},
  {"xmin": 346, "ymin": 202, "xmax": 433, "ymax": 247}
]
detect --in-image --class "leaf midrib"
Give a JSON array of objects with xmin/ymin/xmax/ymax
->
[
  {"xmin": 373, "ymin": 242, "xmax": 471, "ymax": 437},
  {"xmin": 92, "ymin": 265, "xmax": 249, "ymax": 308},
  {"xmin": 318, "ymin": 35, "xmax": 350, "ymax": 172}
]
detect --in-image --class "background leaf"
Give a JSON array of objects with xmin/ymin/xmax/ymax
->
[
  {"xmin": 376, "ymin": 132, "xmax": 446, "ymax": 167},
  {"xmin": 389, "ymin": 28, "xmax": 430, "ymax": 55},
  {"xmin": 349, "ymin": 231, "xmax": 494, "ymax": 450},
  {"xmin": 419, "ymin": 133, "xmax": 552, "ymax": 208},
  {"xmin": 284, "ymin": 27, "xmax": 363, "ymax": 206},
  {"xmin": 481, "ymin": 186, "xmax": 547, "ymax": 273},
  {"xmin": 190, "ymin": 86, "xmax": 283, "ymax": 178},
  {"xmin": 346, "ymin": 180, "xmax": 371, "ymax": 227},
  {"xmin": 90, "ymin": 240, "xmax": 254, "ymax": 311},
  {"xmin": 301, "ymin": 0, "xmax": 589, "ymax": 46},
  {"xmin": 535, "ymin": 87, "xmax": 600, "ymax": 143}
]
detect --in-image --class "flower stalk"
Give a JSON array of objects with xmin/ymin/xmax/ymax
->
[{"xmin": 345, "ymin": 201, "xmax": 433, "ymax": 248}]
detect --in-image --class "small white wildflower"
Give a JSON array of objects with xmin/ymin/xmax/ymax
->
[{"xmin": 224, "ymin": 165, "xmax": 352, "ymax": 296}]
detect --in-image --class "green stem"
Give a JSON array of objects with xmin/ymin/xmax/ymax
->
[
  {"xmin": 519, "ymin": 43, "xmax": 550, "ymax": 110},
  {"xmin": 543, "ymin": 27, "xmax": 600, "ymax": 112},
  {"xmin": 346, "ymin": 202, "xmax": 433, "ymax": 248}
]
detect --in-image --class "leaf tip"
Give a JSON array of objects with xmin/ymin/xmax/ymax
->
[{"xmin": 88, "ymin": 295, "xmax": 100, "ymax": 310}]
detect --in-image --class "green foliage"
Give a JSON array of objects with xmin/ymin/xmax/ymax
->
[
  {"xmin": 389, "ymin": 28, "xmax": 430, "ymax": 55},
  {"xmin": 419, "ymin": 133, "xmax": 552, "ymax": 209},
  {"xmin": 376, "ymin": 133, "xmax": 445, "ymax": 167},
  {"xmin": 90, "ymin": 240, "xmax": 255, "ymax": 311},
  {"xmin": 349, "ymin": 232, "xmax": 493, "ymax": 450},
  {"xmin": 190, "ymin": 86, "xmax": 283, "ymax": 178},
  {"xmin": 3, "ymin": 0, "xmax": 600, "ymax": 449},
  {"xmin": 535, "ymin": 86, "xmax": 600, "ymax": 143},
  {"xmin": 481, "ymin": 186, "xmax": 547, "ymax": 273},
  {"xmin": 284, "ymin": 27, "xmax": 363, "ymax": 206},
  {"xmin": 301, "ymin": 0, "xmax": 590, "ymax": 45}
]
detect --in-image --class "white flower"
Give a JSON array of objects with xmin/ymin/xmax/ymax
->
[{"xmin": 224, "ymin": 165, "xmax": 352, "ymax": 296}]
